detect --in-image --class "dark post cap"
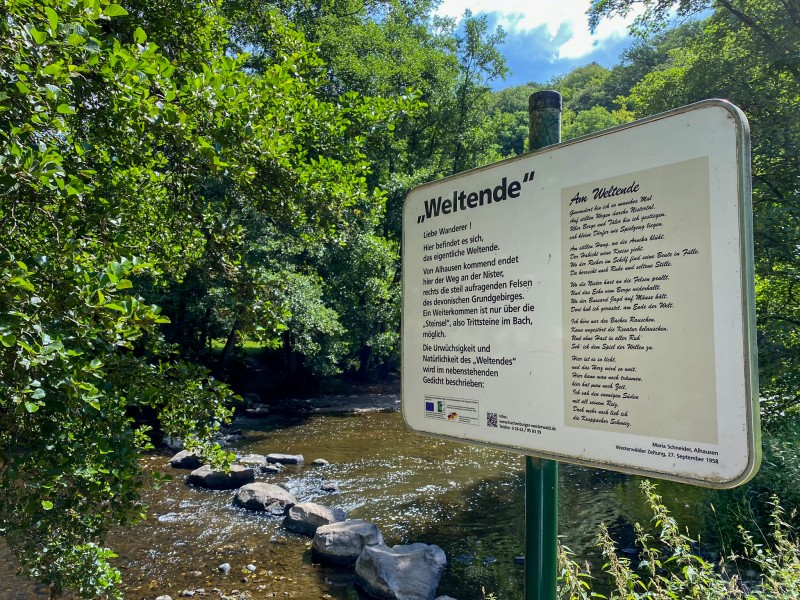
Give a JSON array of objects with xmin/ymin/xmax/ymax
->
[{"xmin": 529, "ymin": 90, "xmax": 562, "ymax": 112}]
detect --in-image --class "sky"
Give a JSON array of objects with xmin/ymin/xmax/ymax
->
[{"xmin": 434, "ymin": 1, "xmax": 640, "ymax": 89}]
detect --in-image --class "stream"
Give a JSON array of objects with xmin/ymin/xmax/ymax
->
[{"xmin": 0, "ymin": 393, "xmax": 704, "ymax": 599}]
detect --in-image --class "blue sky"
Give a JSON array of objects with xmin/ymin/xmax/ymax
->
[{"xmin": 435, "ymin": 1, "xmax": 640, "ymax": 89}]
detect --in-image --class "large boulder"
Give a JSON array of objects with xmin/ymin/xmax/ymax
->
[
  {"xmin": 186, "ymin": 465, "xmax": 254, "ymax": 490},
  {"xmin": 170, "ymin": 450, "xmax": 201, "ymax": 470},
  {"xmin": 355, "ymin": 543, "xmax": 447, "ymax": 600},
  {"xmin": 312, "ymin": 519, "xmax": 384, "ymax": 566},
  {"xmin": 283, "ymin": 502, "xmax": 346, "ymax": 536},
  {"xmin": 233, "ymin": 482, "xmax": 298, "ymax": 514},
  {"xmin": 266, "ymin": 453, "xmax": 304, "ymax": 465}
]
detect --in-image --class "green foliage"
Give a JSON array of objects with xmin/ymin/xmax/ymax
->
[
  {"xmin": 557, "ymin": 543, "xmax": 597, "ymax": 600},
  {"xmin": 598, "ymin": 480, "xmax": 738, "ymax": 599},
  {"xmin": 562, "ymin": 105, "xmax": 634, "ymax": 141},
  {"xmin": 485, "ymin": 84, "xmax": 542, "ymax": 155},
  {"xmin": 589, "ymin": 0, "xmax": 712, "ymax": 36},
  {"xmin": 320, "ymin": 229, "xmax": 401, "ymax": 375},
  {"xmin": 5, "ymin": 0, "xmax": 800, "ymax": 594},
  {"xmin": 552, "ymin": 63, "xmax": 616, "ymax": 112},
  {"xmin": 704, "ymin": 421, "xmax": 800, "ymax": 555},
  {"xmin": 446, "ymin": 10, "xmax": 509, "ymax": 175},
  {"xmin": 214, "ymin": 0, "xmax": 509, "ymax": 377},
  {"xmin": 0, "ymin": 0, "xmax": 240, "ymax": 593},
  {"xmin": 594, "ymin": 0, "xmax": 800, "ymax": 422},
  {"xmin": 558, "ymin": 481, "xmax": 800, "ymax": 599},
  {"xmin": 1, "ymin": 0, "xmax": 414, "ymax": 595}
]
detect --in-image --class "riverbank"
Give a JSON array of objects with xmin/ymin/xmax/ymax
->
[{"xmin": 271, "ymin": 389, "xmax": 400, "ymax": 416}]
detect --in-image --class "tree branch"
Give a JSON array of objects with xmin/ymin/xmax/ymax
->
[
  {"xmin": 715, "ymin": 0, "xmax": 800, "ymax": 79},
  {"xmin": 753, "ymin": 173, "xmax": 788, "ymax": 204},
  {"xmin": 779, "ymin": 0, "xmax": 800, "ymax": 28}
]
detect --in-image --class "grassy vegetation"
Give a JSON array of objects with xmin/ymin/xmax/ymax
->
[{"xmin": 557, "ymin": 480, "xmax": 800, "ymax": 599}]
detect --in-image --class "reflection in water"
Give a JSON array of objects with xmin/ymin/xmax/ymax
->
[{"xmin": 0, "ymin": 406, "xmax": 703, "ymax": 599}]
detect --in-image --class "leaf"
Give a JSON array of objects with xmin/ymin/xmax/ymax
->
[
  {"xmin": 10, "ymin": 276, "xmax": 35, "ymax": 292},
  {"xmin": 56, "ymin": 104, "xmax": 76, "ymax": 115},
  {"xmin": 67, "ymin": 33, "xmax": 85, "ymax": 46},
  {"xmin": 134, "ymin": 27, "xmax": 147, "ymax": 44},
  {"xmin": 116, "ymin": 279, "xmax": 133, "ymax": 290},
  {"xmin": 45, "ymin": 7, "xmax": 59, "ymax": 35},
  {"xmin": 103, "ymin": 5, "xmax": 129, "ymax": 17},
  {"xmin": 41, "ymin": 500, "xmax": 54, "ymax": 510},
  {"xmin": 30, "ymin": 28, "xmax": 47, "ymax": 45},
  {"xmin": 31, "ymin": 388, "xmax": 46, "ymax": 400},
  {"xmin": 1, "ymin": 333, "xmax": 15, "ymax": 347},
  {"xmin": 104, "ymin": 265, "xmax": 119, "ymax": 283},
  {"xmin": 24, "ymin": 401, "xmax": 40, "ymax": 413}
]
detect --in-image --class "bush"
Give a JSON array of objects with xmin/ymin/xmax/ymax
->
[
  {"xmin": 704, "ymin": 421, "xmax": 800, "ymax": 556},
  {"xmin": 558, "ymin": 480, "xmax": 800, "ymax": 599}
]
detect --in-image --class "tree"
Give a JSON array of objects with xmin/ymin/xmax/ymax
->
[
  {"xmin": 321, "ymin": 228, "xmax": 401, "ymax": 377},
  {"xmin": 593, "ymin": 0, "xmax": 800, "ymax": 421},
  {"xmin": 0, "ymin": 0, "xmax": 408, "ymax": 596},
  {"xmin": 602, "ymin": 20, "xmax": 705, "ymax": 100},
  {"xmin": 217, "ymin": 1, "xmax": 510, "ymax": 377},
  {"xmin": 590, "ymin": 0, "xmax": 800, "ymax": 73},
  {"xmin": 548, "ymin": 63, "xmax": 634, "ymax": 140},
  {"xmin": 562, "ymin": 104, "xmax": 633, "ymax": 140},
  {"xmin": 447, "ymin": 10, "xmax": 509, "ymax": 174},
  {"xmin": 551, "ymin": 62, "xmax": 616, "ymax": 111},
  {"xmin": 483, "ymin": 84, "xmax": 543, "ymax": 156}
]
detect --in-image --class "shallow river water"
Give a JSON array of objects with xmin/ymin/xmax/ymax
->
[{"xmin": 1, "ymin": 394, "xmax": 704, "ymax": 599}]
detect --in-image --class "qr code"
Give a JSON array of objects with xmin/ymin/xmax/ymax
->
[{"xmin": 486, "ymin": 412, "xmax": 498, "ymax": 427}]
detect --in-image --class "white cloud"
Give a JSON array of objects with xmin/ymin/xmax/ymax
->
[{"xmin": 435, "ymin": 0, "xmax": 637, "ymax": 61}]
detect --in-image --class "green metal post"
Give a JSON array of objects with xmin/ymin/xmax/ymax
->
[
  {"xmin": 525, "ymin": 90, "xmax": 562, "ymax": 600},
  {"xmin": 528, "ymin": 91, "xmax": 562, "ymax": 152}
]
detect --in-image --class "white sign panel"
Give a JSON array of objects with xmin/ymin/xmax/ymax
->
[{"xmin": 401, "ymin": 100, "xmax": 759, "ymax": 487}]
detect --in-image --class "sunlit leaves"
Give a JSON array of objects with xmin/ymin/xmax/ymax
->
[
  {"xmin": 2, "ymin": 0, "xmax": 420, "ymax": 595},
  {"xmin": 604, "ymin": 0, "xmax": 800, "ymax": 421},
  {"xmin": 102, "ymin": 5, "xmax": 128, "ymax": 18}
]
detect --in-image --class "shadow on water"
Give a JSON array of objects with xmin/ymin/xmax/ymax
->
[{"xmin": 0, "ymin": 405, "xmax": 704, "ymax": 600}]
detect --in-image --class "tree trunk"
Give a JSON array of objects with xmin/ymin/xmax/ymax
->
[
  {"xmin": 358, "ymin": 344, "xmax": 372, "ymax": 379},
  {"xmin": 198, "ymin": 305, "xmax": 213, "ymax": 351},
  {"xmin": 218, "ymin": 316, "xmax": 241, "ymax": 370}
]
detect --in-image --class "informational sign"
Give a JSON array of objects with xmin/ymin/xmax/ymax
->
[{"xmin": 401, "ymin": 100, "xmax": 760, "ymax": 488}]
